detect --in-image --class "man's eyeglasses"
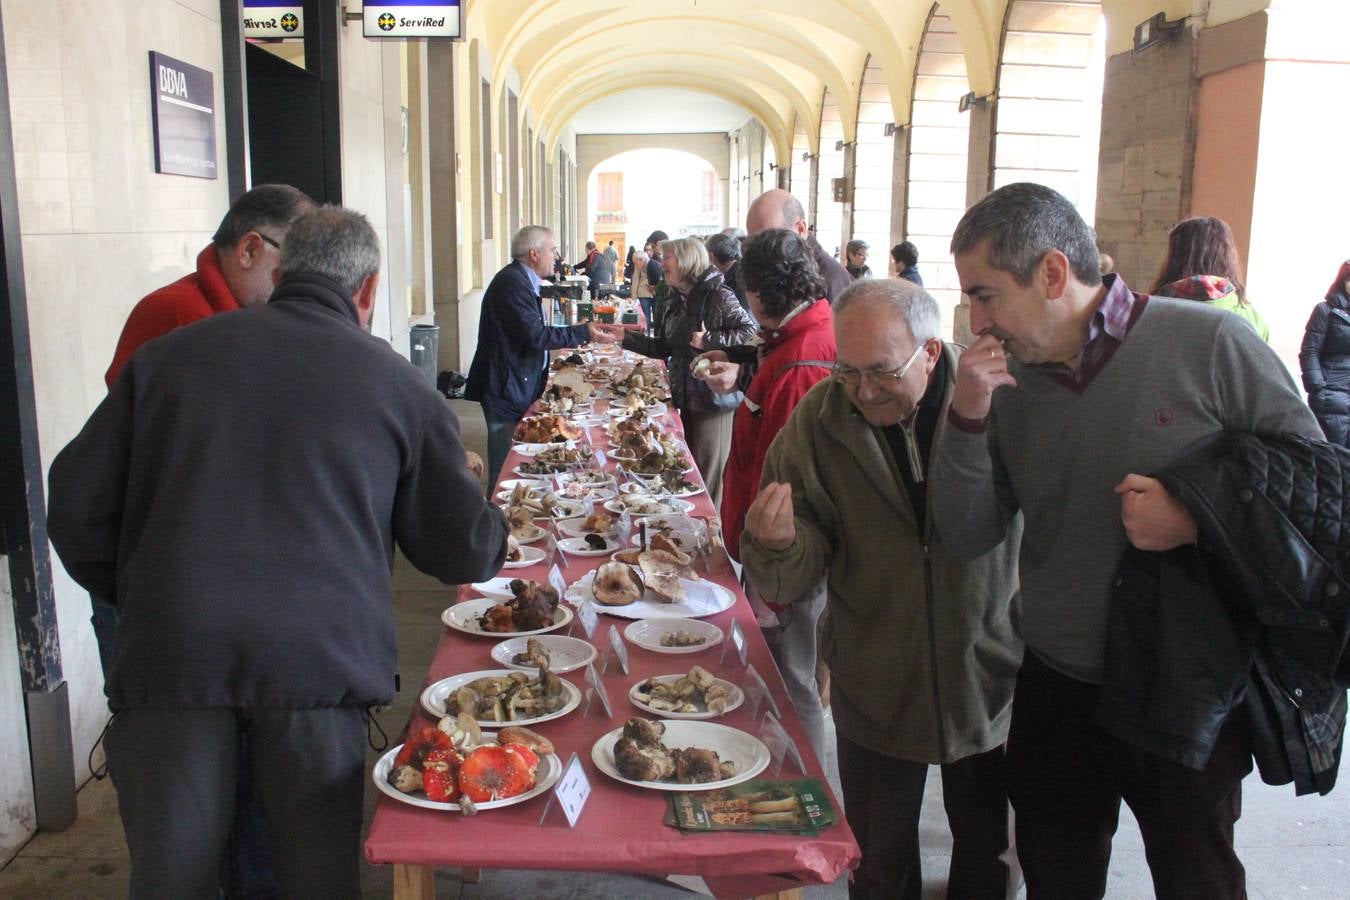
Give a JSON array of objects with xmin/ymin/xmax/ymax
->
[
  {"xmin": 256, "ymin": 232, "xmax": 282, "ymax": 250},
  {"xmin": 832, "ymin": 342, "xmax": 927, "ymax": 388}
]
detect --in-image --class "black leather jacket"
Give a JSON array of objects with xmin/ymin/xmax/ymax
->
[{"xmin": 1098, "ymin": 432, "xmax": 1350, "ymax": 796}]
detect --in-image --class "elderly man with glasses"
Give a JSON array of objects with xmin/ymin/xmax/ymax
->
[{"xmin": 740, "ymin": 277, "xmax": 1024, "ymax": 900}]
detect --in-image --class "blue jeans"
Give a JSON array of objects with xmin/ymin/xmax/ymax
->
[{"xmin": 484, "ymin": 407, "xmax": 518, "ymax": 490}]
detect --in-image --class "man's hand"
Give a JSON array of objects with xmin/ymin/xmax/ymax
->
[
  {"xmin": 587, "ymin": 322, "xmax": 624, "ymax": 344},
  {"xmin": 689, "ymin": 328, "xmax": 707, "ymax": 351},
  {"xmin": 745, "ymin": 482, "xmax": 796, "ymax": 551},
  {"xmin": 465, "ymin": 451, "xmax": 484, "ymax": 480},
  {"xmin": 952, "ymin": 334, "xmax": 1017, "ymax": 421},
  {"xmin": 1114, "ymin": 474, "xmax": 1198, "ymax": 551},
  {"xmin": 693, "ymin": 351, "xmax": 740, "ymax": 394}
]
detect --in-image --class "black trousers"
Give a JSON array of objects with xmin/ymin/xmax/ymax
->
[
  {"xmin": 106, "ymin": 706, "xmax": 367, "ymax": 900},
  {"xmin": 837, "ymin": 732, "xmax": 1011, "ymax": 900},
  {"xmin": 1006, "ymin": 652, "xmax": 1250, "ymax": 900}
]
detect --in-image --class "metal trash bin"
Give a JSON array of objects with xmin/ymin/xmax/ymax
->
[{"xmin": 409, "ymin": 324, "xmax": 439, "ymax": 387}]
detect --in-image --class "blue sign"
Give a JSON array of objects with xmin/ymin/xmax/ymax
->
[
  {"xmin": 363, "ymin": 0, "xmax": 463, "ymax": 40},
  {"xmin": 148, "ymin": 52, "xmax": 217, "ymax": 180}
]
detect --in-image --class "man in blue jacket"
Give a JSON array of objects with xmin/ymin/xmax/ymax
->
[{"xmin": 467, "ymin": 225, "xmax": 623, "ymax": 486}]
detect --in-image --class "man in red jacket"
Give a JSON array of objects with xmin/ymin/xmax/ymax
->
[{"xmin": 104, "ymin": 183, "xmax": 314, "ymax": 387}]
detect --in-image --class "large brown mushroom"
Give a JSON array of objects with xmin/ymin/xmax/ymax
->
[{"xmin": 592, "ymin": 561, "xmax": 643, "ymax": 606}]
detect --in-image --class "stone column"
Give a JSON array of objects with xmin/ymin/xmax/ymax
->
[
  {"xmin": 953, "ymin": 101, "xmax": 996, "ymax": 345},
  {"xmin": 427, "ymin": 42, "xmax": 461, "ymax": 372}
]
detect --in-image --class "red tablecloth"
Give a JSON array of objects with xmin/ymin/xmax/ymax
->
[{"xmin": 364, "ymin": 378, "xmax": 859, "ymax": 897}]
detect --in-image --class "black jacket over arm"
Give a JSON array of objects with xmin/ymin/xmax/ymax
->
[
  {"xmin": 465, "ymin": 260, "xmax": 590, "ymax": 420},
  {"xmin": 48, "ymin": 273, "xmax": 508, "ymax": 711},
  {"xmin": 1099, "ymin": 432, "xmax": 1350, "ymax": 795}
]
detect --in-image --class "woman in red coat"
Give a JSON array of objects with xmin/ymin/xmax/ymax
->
[{"xmin": 700, "ymin": 228, "xmax": 837, "ymax": 758}]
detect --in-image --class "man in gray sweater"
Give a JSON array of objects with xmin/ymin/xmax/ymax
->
[{"xmin": 929, "ymin": 183, "xmax": 1321, "ymax": 899}]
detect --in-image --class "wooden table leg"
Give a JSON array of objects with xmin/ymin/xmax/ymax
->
[{"xmin": 393, "ymin": 863, "xmax": 436, "ymax": 900}]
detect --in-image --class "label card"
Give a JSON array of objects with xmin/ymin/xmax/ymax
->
[
  {"xmin": 744, "ymin": 663, "xmax": 780, "ymax": 719},
  {"xmin": 583, "ymin": 661, "xmax": 613, "ymax": 719},
  {"xmin": 757, "ymin": 711, "xmax": 807, "ymax": 777},
  {"xmin": 595, "ymin": 448, "xmax": 608, "ymax": 468},
  {"xmin": 576, "ymin": 598, "xmax": 599, "ymax": 639},
  {"xmin": 618, "ymin": 511, "xmax": 634, "ymax": 545},
  {"xmin": 539, "ymin": 752, "xmax": 591, "ymax": 828},
  {"xmin": 608, "ymin": 623, "xmax": 630, "ymax": 675},
  {"xmin": 545, "ymin": 531, "xmax": 562, "ymax": 567},
  {"xmin": 548, "ymin": 563, "xmax": 568, "ymax": 599},
  {"xmin": 730, "ymin": 619, "xmax": 749, "ymax": 667}
]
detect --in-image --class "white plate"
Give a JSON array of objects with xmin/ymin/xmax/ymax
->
[
  {"xmin": 525, "ymin": 499, "xmax": 586, "ymax": 521},
  {"xmin": 373, "ymin": 735, "xmax": 563, "ymax": 812},
  {"xmin": 607, "ymin": 403, "xmax": 664, "ymax": 418},
  {"xmin": 603, "ymin": 496, "xmax": 695, "ymax": 517},
  {"xmin": 633, "ymin": 515, "xmax": 705, "ymax": 535},
  {"xmin": 491, "ymin": 635, "xmax": 598, "ymax": 674},
  {"xmin": 556, "ymin": 517, "xmax": 622, "ymax": 538},
  {"xmin": 619, "ymin": 479, "xmax": 705, "ymax": 499},
  {"xmin": 514, "ymin": 462, "xmax": 586, "ymax": 477},
  {"xmin": 557, "ymin": 535, "xmax": 622, "ymax": 556},
  {"xmin": 623, "ymin": 618, "xmax": 725, "ymax": 655},
  {"xmin": 590, "ymin": 720, "xmax": 770, "ymax": 792},
  {"xmin": 500, "ymin": 545, "xmax": 547, "ymax": 569},
  {"xmin": 557, "ymin": 484, "xmax": 618, "ymax": 504},
  {"xmin": 498, "ymin": 478, "xmax": 551, "ymax": 494},
  {"xmin": 420, "ymin": 669, "xmax": 582, "ymax": 725},
  {"xmin": 627, "ymin": 531, "xmax": 701, "ymax": 552},
  {"xmin": 510, "ymin": 524, "xmax": 548, "ymax": 544},
  {"xmin": 441, "ymin": 597, "xmax": 574, "ymax": 638},
  {"xmin": 565, "ymin": 570, "xmax": 735, "ymax": 619},
  {"xmin": 513, "ymin": 441, "xmax": 576, "ymax": 456},
  {"xmin": 629, "ymin": 674, "xmax": 744, "ymax": 720},
  {"xmin": 471, "ymin": 577, "xmax": 523, "ymax": 600}
]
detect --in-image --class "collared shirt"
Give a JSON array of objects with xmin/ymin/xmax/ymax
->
[
  {"xmin": 1035, "ymin": 273, "xmax": 1146, "ymax": 392},
  {"xmin": 524, "ymin": 264, "xmax": 542, "ymax": 297}
]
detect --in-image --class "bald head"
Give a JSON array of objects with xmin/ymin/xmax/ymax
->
[{"xmin": 747, "ymin": 189, "xmax": 808, "ymax": 238}]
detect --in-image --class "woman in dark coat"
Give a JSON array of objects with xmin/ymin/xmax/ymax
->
[
  {"xmin": 1300, "ymin": 260, "xmax": 1350, "ymax": 446},
  {"xmin": 622, "ymin": 237, "xmax": 756, "ymax": 506}
]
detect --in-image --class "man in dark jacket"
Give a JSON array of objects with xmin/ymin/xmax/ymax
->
[
  {"xmin": 573, "ymin": 239, "xmax": 616, "ymax": 295},
  {"xmin": 47, "ymin": 206, "xmax": 509, "ymax": 899},
  {"xmin": 707, "ymin": 231, "xmax": 751, "ymax": 316},
  {"xmin": 468, "ymin": 225, "xmax": 622, "ymax": 486}
]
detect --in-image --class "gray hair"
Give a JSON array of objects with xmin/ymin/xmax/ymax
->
[
  {"xmin": 705, "ymin": 232, "xmax": 742, "ymax": 265},
  {"xmin": 511, "ymin": 225, "xmax": 553, "ymax": 261},
  {"xmin": 211, "ymin": 183, "xmax": 314, "ymax": 248},
  {"xmin": 277, "ymin": 205, "xmax": 381, "ymax": 297},
  {"xmin": 834, "ymin": 278, "xmax": 941, "ymax": 345},
  {"xmin": 950, "ymin": 182, "xmax": 1102, "ymax": 287}
]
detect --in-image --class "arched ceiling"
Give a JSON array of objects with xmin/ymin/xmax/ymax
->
[{"xmin": 464, "ymin": 0, "xmax": 1230, "ymax": 156}]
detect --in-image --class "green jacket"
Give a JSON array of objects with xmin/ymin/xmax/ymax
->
[{"xmin": 741, "ymin": 344, "xmax": 1023, "ymax": 763}]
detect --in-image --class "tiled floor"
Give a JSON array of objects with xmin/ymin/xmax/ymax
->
[{"xmin": 5, "ymin": 399, "xmax": 1350, "ymax": 899}]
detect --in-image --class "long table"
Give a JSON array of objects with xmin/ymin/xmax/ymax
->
[{"xmin": 364, "ymin": 362, "xmax": 859, "ymax": 898}]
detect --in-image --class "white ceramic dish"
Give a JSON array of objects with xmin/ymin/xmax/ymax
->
[
  {"xmin": 490, "ymin": 635, "xmax": 598, "ymax": 674},
  {"xmin": 565, "ymin": 570, "xmax": 735, "ymax": 620},
  {"xmin": 619, "ymin": 479, "xmax": 705, "ymax": 499},
  {"xmin": 557, "ymin": 535, "xmax": 622, "ymax": 557},
  {"xmin": 372, "ymin": 735, "xmax": 562, "ymax": 812},
  {"xmin": 629, "ymin": 674, "xmax": 744, "ymax": 720},
  {"xmin": 556, "ymin": 516, "xmax": 622, "ymax": 538},
  {"xmin": 471, "ymin": 577, "xmax": 523, "ymax": 600},
  {"xmin": 510, "ymin": 523, "xmax": 549, "ymax": 544},
  {"xmin": 603, "ymin": 496, "xmax": 695, "ymax": 517},
  {"xmin": 441, "ymin": 597, "xmax": 573, "ymax": 638},
  {"xmin": 513, "ymin": 441, "xmax": 576, "ymax": 457},
  {"xmin": 626, "ymin": 530, "xmax": 701, "ymax": 552},
  {"xmin": 501, "ymin": 545, "xmax": 547, "ymax": 569},
  {"xmin": 623, "ymin": 618, "xmax": 725, "ymax": 655},
  {"xmin": 420, "ymin": 669, "xmax": 582, "ymax": 725},
  {"xmin": 590, "ymin": 720, "xmax": 770, "ymax": 792}
]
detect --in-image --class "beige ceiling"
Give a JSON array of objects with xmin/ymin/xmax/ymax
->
[{"xmin": 465, "ymin": 0, "xmax": 1246, "ymax": 161}]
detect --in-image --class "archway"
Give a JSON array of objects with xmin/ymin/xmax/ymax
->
[
  {"xmin": 991, "ymin": 0, "xmax": 1106, "ymax": 219},
  {"xmin": 814, "ymin": 88, "xmax": 847, "ymax": 261},
  {"xmin": 584, "ymin": 148, "xmax": 724, "ymax": 256},
  {"xmin": 906, "ymin": 4, "xmax": 972, "ymax": 329}
]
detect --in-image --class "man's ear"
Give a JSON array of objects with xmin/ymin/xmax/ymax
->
[
  {"xmin": 353, "ymin": 271, "xmax": 380, "ymax": 329},
  {"xmin": 235, "ymin": 233, "xmax": 265, "ymax": 271},
  {"xmin": 1041, "ymin": 249, "xmax": 1071, "ymax": 301}
]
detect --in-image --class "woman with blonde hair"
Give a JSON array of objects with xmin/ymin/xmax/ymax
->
[{"xmin": 622, "ymin": 237, "xmax": 756, "ymax": 505}]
